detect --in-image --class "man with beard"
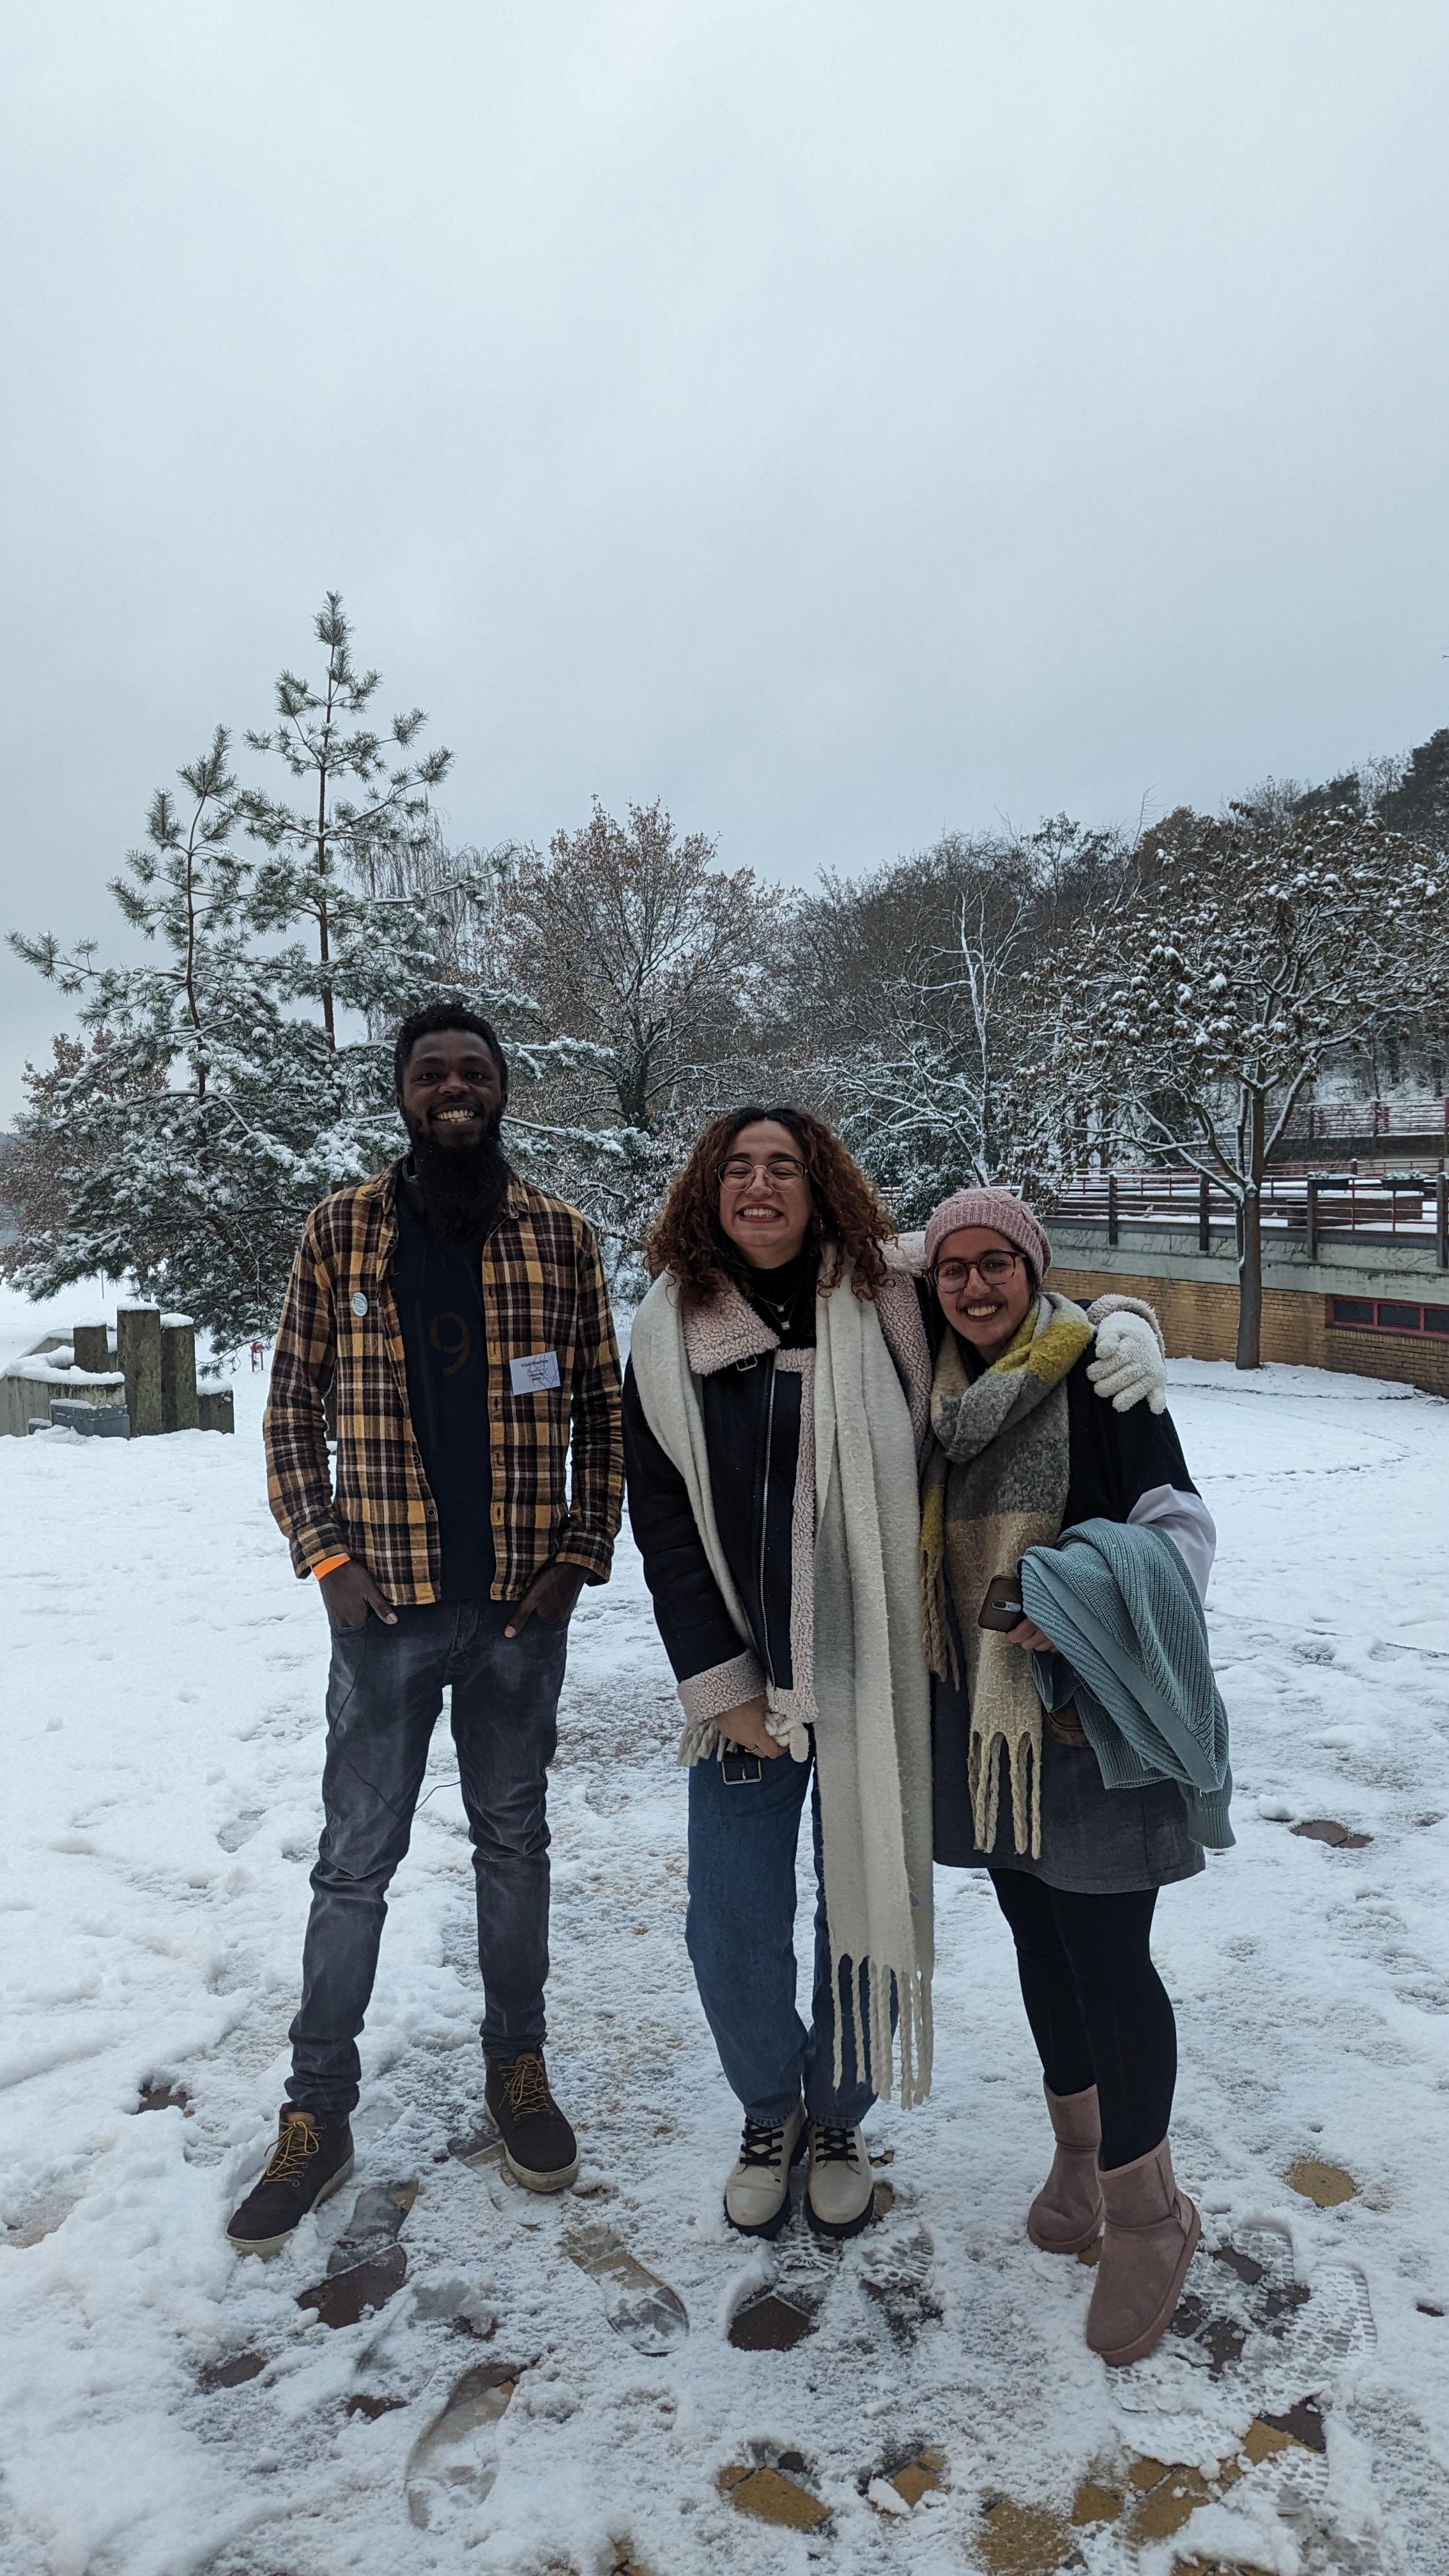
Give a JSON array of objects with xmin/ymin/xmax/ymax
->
[{"xmin": 228, "ymin": 1005, "xmax": 623, "ymax": 2251}]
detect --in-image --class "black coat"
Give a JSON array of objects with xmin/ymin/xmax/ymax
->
[
  {"xmin": 622, "ymin": 1350, "xmax": 804, "ymax": 1695},
  {"xmin": 1057, "ymin": 1351, "xmax": 1199, "ymax": 1532}
]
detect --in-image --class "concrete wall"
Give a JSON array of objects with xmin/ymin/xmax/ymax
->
[{"xmin": 1048, "ymin": 1224, "xmax": 1448, "ymax": 1399}]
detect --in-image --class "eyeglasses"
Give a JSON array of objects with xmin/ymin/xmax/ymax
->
[
  {"xmin": 719, "ymin": 1153, "xmax": 807, "ymax": 1186},
  {"xmin": 934, "ymin": 1251, "xmax": 1023, "ymax": 1290}
]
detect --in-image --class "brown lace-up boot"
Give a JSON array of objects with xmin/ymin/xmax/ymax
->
[
  {"xmin": 226, "ymin": 2107, "xmax": 355, "ymax": 2255},
  {"xmin": 484, "ymin": 2050, "xmax": 579, "ymax": 2192}
]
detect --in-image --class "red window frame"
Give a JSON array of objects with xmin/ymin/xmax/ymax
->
[{"xmin": 1327, "ymin": 1296, "xmax": 1449, "ymax": 1338}]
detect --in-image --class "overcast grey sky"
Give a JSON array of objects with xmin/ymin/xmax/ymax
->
[{"xmin": 2, "ymin": 0, "xmax": 1445, "ymax": 1116}]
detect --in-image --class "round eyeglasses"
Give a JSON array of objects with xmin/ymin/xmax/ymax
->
[
  {"xmin": 719, "ymin": 1153, "xmax": 807, "ymax": 1186},
  {"xmin": 933, "ymin": 1250, "xmax": 1023, "ymax": 1290}
]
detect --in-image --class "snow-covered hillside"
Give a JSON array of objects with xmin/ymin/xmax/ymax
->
[{"xmin": 1, "ymin": 1353, "xmax": 1445, "ymax": 2575}]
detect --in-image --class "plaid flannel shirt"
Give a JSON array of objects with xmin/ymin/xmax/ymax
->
[{"xmin": 264, "ymin": 1162, "xmax": 623, "ymax": 1603}]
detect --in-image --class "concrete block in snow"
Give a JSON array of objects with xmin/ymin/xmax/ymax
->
[{"xmin": 49, "ymin": 1400, "xmax": 131, "ymax": 1438}]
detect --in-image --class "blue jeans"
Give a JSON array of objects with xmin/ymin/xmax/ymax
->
[
  {"xmin": 288, "ymin": 1600, "xmax": 568, "ymax": 2115},
  {"xmin": 686, "ymin": 1741, "xmax": 878, "ymax": 2128}
]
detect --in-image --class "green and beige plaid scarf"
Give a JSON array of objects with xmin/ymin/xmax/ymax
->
[{"xmin": 921, "ymin": 1292, "xmax": 1092, "ymax": 1857}]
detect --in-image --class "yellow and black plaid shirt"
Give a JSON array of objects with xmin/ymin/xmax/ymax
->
[{"xmin": 264, "ymin": 1162, "xmax": 623, "ymax": 1602}]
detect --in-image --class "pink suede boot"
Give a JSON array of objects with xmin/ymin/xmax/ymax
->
[
  {"xmin": 1027, "ymin": 2083, "xmax": 1105, "ymax": 2254},
  {"xmin": 1086, "ymin": 2137, "xmax": 1201, "ymax": 2366}
]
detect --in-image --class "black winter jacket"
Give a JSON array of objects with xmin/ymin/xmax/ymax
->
[{"xmin": 622, "ymin": 1347, "xmax": 804, "ymax": 1699}]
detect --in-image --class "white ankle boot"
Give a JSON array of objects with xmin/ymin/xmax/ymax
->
[
  {"xmin": 724, "ymin": 2104, "xmax": 806, "ymax": 2236},
  {"xmin": 806, "ymin": 2121, "xmax": 875, "ymax": 2238}
]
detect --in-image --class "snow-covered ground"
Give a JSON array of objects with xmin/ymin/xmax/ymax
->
[{"xmin": 1, "ymin": 1332, "xmax": 1446, "ymax": 2576}]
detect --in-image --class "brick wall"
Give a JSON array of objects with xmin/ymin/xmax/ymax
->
[{"xmin": 1052, "ymin": 1266, "xmax": 1448, "ymax": 1400}]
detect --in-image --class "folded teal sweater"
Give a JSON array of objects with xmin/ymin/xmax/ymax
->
[{"xmin": 1020, "ymin": 1519, "xmax": 1234, "ymax": 1850}]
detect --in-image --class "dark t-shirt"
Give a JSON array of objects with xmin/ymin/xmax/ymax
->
[{"xmin": 392, "ymin": 1188, "xmax": 494, "ymax": 1600}]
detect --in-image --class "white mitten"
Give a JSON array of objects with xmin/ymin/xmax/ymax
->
[{"xmin": 1087, "ymin": 1308, "xmax": 1167, "ymax": 1414}]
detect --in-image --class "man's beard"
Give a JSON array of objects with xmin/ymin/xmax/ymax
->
[{"xmin": 402, "ymin": 1107, "xmax": 509, "ymax": 1241}]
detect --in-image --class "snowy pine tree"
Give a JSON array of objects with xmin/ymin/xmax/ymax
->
[
  {"xmin": 5, "ymin": 614, "xmax": 566, "ymax": 1349},
  {"xmin": 6, "ymin": 728, "xmax": 317, "ymax": 1342},
  {"xmin": 240, "ymin": 592, "xmax": 456, "ymax": 1046}
]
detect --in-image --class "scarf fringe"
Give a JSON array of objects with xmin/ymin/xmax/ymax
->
[
  {"xmin": 969, "ymin": 1720, "xmax": 1043, "ymax": 1859},
  {"xmin": 832, "ymin": 1949, "xmax": 935, "ymax": 2113},
  {"xmin": 676, "ymin": 1718, "xmax": 717, "ymax": 1767}
]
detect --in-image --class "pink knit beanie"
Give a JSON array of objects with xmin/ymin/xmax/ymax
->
[{"xmin": 923, "ymin": 1186, "xmax": 1052, "ymax": 1283}]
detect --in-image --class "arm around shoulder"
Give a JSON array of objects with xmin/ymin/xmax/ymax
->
[{"xmin": 1085, "ymin": 1296, "xmax": 1167, "ymax": 1415}]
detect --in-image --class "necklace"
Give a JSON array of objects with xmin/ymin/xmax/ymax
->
[{"xmin": 749, "ymin": 1259, "xmax": 812, "ymax": 1338}]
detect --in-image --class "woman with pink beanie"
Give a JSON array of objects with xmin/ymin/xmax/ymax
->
[{"xmin": 919, "ymin": 1185, "xmax": 1219, "ymax": 2368}]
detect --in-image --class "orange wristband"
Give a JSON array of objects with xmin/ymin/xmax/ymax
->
[{"xmin": 312, "ymin": 1552, "xmax": 351, "ymax": 1580}]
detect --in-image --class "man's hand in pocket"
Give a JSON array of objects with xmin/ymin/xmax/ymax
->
[
  {"xmin": 505, "ymin": 1561, "xmax": 586, "ymax": 1637},
  {"xmin": 319, "ymin": 1561, "xmax": 397, "ymax": 1631}
]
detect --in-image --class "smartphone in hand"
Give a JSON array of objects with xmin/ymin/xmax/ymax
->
[{"xmin": 978, "ymin": 1568, "xmax": 1027, "ymax": 1632}]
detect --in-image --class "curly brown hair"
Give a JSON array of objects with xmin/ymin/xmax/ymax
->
[{"xmin": 645, "ymin": 1104, "xmax": 894, "ymax": 1307}]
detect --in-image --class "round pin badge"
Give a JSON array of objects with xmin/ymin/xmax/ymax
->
[{"xmin": 351, "ymin": 1291, "xmax": 369, "ymax": 1317}]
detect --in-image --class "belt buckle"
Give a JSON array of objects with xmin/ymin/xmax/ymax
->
[{"xmin": 721, "ymin": 1751, "xmax": 763, "ymax": 1785}]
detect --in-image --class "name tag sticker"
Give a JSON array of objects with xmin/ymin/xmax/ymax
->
[{"xmin": 509, "ymin": 1349, "xmax": 561, "ymax": 1394}]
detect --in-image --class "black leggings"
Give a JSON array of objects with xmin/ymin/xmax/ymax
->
[{"xmin": 990, "ymin": 1871, "xmax": 1177, "ymax": 2170}]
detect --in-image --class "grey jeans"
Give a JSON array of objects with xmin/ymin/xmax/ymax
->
[{"xmin": 287, "ymin": 1599, "xmax": 569, "ymax": 2115}]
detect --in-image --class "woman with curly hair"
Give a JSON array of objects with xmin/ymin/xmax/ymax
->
[{"xmin": 623, "ymin": 1105, "xmax": 937, "ymax": 2239}]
